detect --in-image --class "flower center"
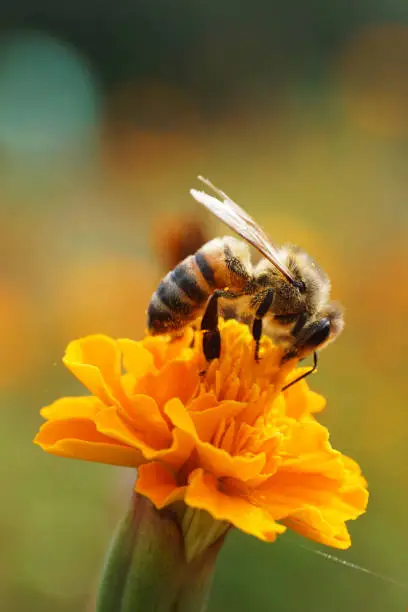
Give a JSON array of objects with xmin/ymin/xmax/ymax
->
[{"xmin": 183, "ymin": 321, "xmax": 293, "ymax": 458}]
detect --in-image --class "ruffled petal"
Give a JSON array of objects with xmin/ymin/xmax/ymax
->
[
  {"xmin": 95, "ymin": 406, "xmax": 194, "ymax": 469},
  {"xmin": 196, "ymin": 442, "xmax": 266, "ymax": 481},
  {"xmin": 40, "ymin": 396, "xmax": 104, "ymax": 420},
  {"xmin": 280, "ymin": 421, "xmax": 350, "ymax": 479},
  {"xmin": 136, "ymin": 462, "xmax": 185, "ymax": 508},
  {"xmin": 126, "ymin": 395, "xmax": 172, "ymax": 447},
  {"xmin": 185, "ymin": 469, "xmax": 285, "ymax": 541},
  {"xmin": 165, "ymin": 398, "xmax": 266, "ymax": 480},
  {"xmin": 283, "ymin": 507, "xmax": 352, "ymax": 549},
  {"xmin": 135, "ymin": 360, "xmax": 200, "ymax": 408},
  {"xmin": 150, "ymin": 428, "xmax": 195, "ymax": 469},
  {"xmin": 254, "ymin": 469, "xmax": 368, "ymax": 525},
  {"xmin": 34, "ymin": 419, "xmax": 143, "ymax": 466},
  {"xmin": 283, "ymin": 370, "xmax": 326, "ymax": 419},
  {"xmin": 142, "ymin": 328, "xmax": 195, "ymax": 368},
  {"xmin": 63, "ymin": 335, "xmax": 125, "ymax": 406},
  {"xmin": 164, "ymin": 397, "xmax": 197, "ymax": 436},
  {"xmin": 117, "ymin": 339, "xmax": 156, "ymax": 381},
  {"xmin": 189, "ymin": 399, "xmax": 246, "ymax": 442}
]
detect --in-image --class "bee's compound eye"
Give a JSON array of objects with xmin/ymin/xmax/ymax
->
[{"xmin": 306, "ymin": 318, "xmax": 331, "ymax": 348}]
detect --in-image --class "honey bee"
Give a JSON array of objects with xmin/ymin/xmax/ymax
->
[{"xmin": 147, "ymin": 176, "xmax": 344, "ymax": 388}]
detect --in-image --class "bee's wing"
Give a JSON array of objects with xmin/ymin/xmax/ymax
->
[{"xmin": 190, "ymin": 176, "xmax": 297, "ymax": 284}]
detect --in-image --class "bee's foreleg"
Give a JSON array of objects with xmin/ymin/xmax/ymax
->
[{"xmin": 252, "ymin": 289, "xmax": 274, "ymax": 361}]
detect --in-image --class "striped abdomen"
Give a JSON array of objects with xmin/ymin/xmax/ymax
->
[{"xmin": 147, "ymin": 237, "xmax": 252, "ymax": 335}]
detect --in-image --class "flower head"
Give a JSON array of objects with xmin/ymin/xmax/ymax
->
[{"xmin": 34, "ymin": 320, "xmax": 368, "ymax": 550}]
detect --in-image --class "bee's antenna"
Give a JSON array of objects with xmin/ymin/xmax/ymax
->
[{"xmin": 282, "ymin": 351, "xmax": 318, "ymax": 391}]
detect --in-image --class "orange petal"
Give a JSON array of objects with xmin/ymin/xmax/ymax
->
[
  {"xmin": 151, "ymin": 428, "xmax": 195, "ymax": 469},
  {"xmin": 280, "ymin": 421, "xmax": 348, "ymax": 479},
  {"xmin": 136, "ymin": 462, "xmax": 185, "ymax": 508},
  {"xmin": 126, "ymin": 395, "xmax": 172, "ymax": 447},
  {"xmin": 282, "ymin": 367, "xmax": 310, "ymax": 391},
  {"xmin": 63, "ymin": 335, "xmax": 124, "ymax": 406},
  {"xmin": 239, "ymin": 386, "xmax": 277, "ymax": 427},
  {"xmin": 189, "ymin": 399, "xmax": 245, "ymax": 442},
  {"xmin": 255, "ymin": 469, "xmax": 368, "ymax": 523},
  {"xmin": 186, "ymin": 392, "xmax": 217, "ymax": 414},
  {"xmin": 95, "ymin": 407, "xmax": 194, "ymax": 469},
  {"xmin": 117, "ymin": 339, "xmax": 156, "ymax": 380},
  {"xmin": 341, "ymin": 455, "xmax": 368, "ymax": 488},
  {"xmin": 120, "ymin": 373, "xmax": 136, "ymax": 396},
  {"xmin": 34, "ymin": 419, "xmax": 143, "ymax": 466},
  {"xmin": 185, "ymin": 469, "xmax": 285, "ymax": 541},
  {"xmin": 143, "ymin": 329, "xmax": 194, "ymax": 368},
  {"xmin": 283, "ymin": 507, "xmax": 352, "ymax": 549},
  {"xmin": 283, "ymin": 420, "xmax": 330, "ymax": 454},
  {"xmin": 263, "ymin": 394, "xmax": 286, "ymax": 423},
  {"xmin": 199, "ymin": 442, "xmax": 266, "ymax": 481},
  {"xmin": 165, "ymin": 398, "xmax": 266, "ymax": 481},
  {"xmin": 135, "ymin": 360, "xmax": 200, "ymax": 408},
  {"xmin": 283, "ymin": 371, "xmax": 326, "ymax": 419},
  {"xmin": 40, "ymin": 396, "xmax": 104, "ymax": 421},
  {"xmin": 255, "ymin": 437, "xmax": 281, "ymax": 476},
  {"xmin": 164, "ymin": 397, "xmax": 197, "ymax": 436},
  {"xmin": 305, "ymin": 390, "xmax": 326, "ymax": 414},
  {"xmin": 95, "ymin": 406, "xmax": 163, "ymax": 452}
]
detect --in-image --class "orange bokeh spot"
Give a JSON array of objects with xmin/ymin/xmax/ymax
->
[
  {"xmin": 51, "ymin": 256, "xmax": 158, "ymax": 344},
  {"xmin": 0, "ymin": 279, "xmax": 40, "ymax": 388}
]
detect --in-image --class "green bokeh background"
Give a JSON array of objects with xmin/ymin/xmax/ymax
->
[{"xmin": 1, "ymin": 2, "xmax": 407, "ymax": 611}]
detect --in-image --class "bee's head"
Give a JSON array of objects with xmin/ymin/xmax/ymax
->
[{"xmin": 287, "ymin": 301, "xmax": 344, "ymax": 361}]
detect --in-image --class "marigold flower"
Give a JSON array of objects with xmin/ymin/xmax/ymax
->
[{"xmin": 34, "ymin": 319, "xmax": 368, "ymax": 551}]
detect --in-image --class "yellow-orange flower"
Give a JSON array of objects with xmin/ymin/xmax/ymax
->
[{"xmin": 34, "ymin": 320, "xmax": 368, "ymax": 549}]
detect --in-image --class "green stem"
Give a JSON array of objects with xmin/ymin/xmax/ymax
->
[
  {"xmin": 96, "ymin": 494, "xmax": 183, "ymax": 612},
  {"xmin": 96, "ymin": 496, "xmax": 139, "ymax": 612},
  {"xmin": 174, "ymin": 538, "xmax": 224, "ymax": 612},
  {"xmin": 95, "ymin": 494, "xmax": 223, "ymax": 612}
]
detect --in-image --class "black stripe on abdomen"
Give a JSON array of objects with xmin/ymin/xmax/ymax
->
[
  {"xmin": 156, "ymin": 281, "xmax": 193, "ymax": 315},
  {"xmin": 195, "ymin": 252, "xmax": 215, "ymax": 287},
  {"xmin": 171, "ymin": 263, "xmax": 208, "ymax": 303}
]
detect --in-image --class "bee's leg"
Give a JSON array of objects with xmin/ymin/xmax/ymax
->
[
  {"xmin": 200, "ymin": 289, "xmax": 245, "ymax": 361},
  {"xmin": 201, "ymin": 291, "xmax": 222, "ymax": 361},
  {"xmin": 282, "ymin": 351, "xmax": 318, "ymax": 390},
  {"xmin": 252, "ymin": 289, "xmax": 274, "ymax": 361}
]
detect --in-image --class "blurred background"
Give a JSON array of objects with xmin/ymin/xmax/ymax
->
[{"xmin": 1, "ymin": 1, "xmax": 407, "ymax": 611}]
